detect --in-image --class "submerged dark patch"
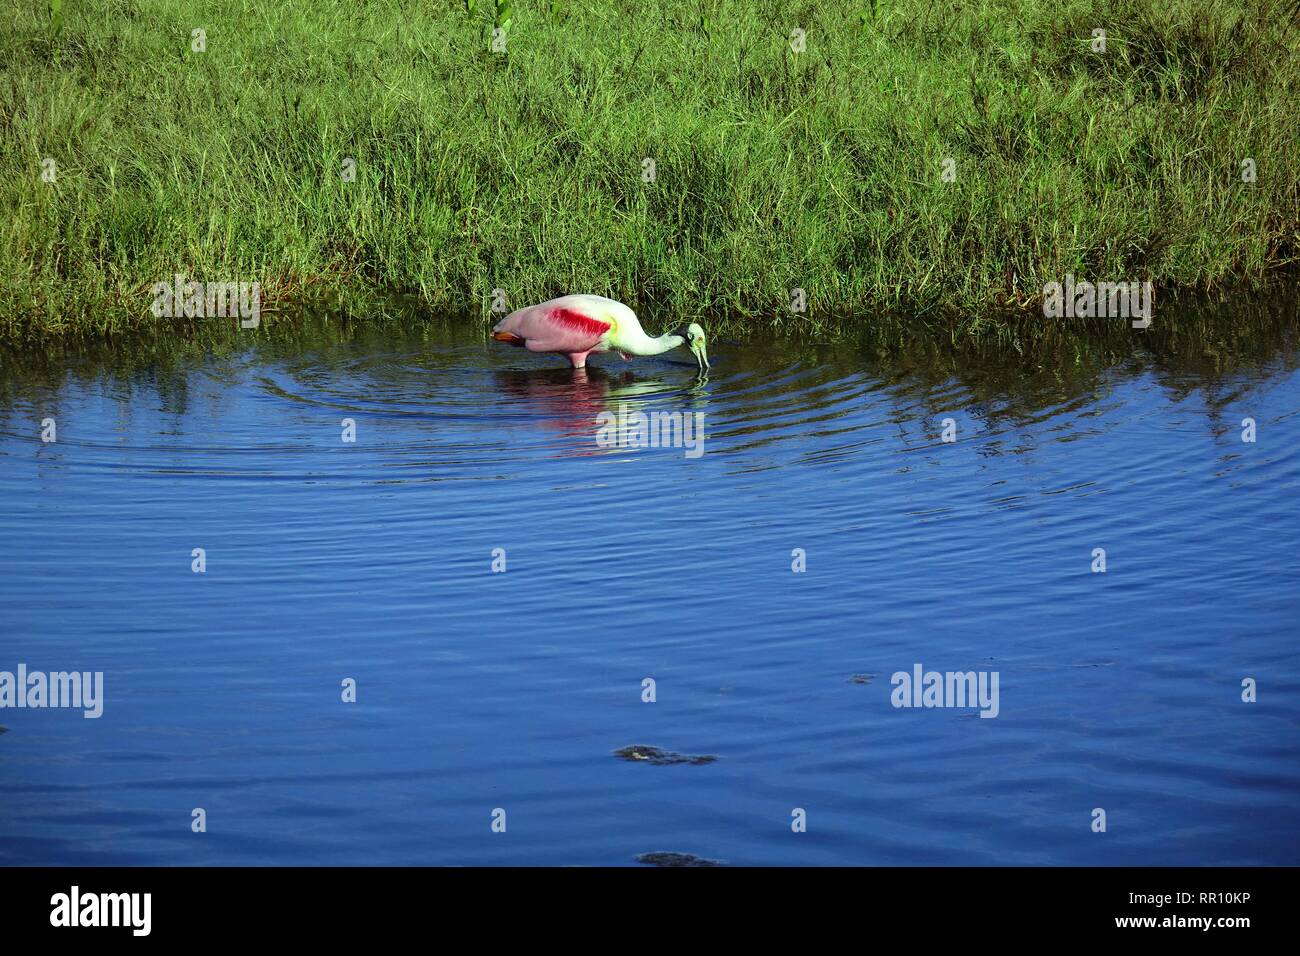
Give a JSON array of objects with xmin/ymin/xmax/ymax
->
[
  {"xmin": 636, "ymin": 851, "xmax": 724, "ymax": 867},
  {"xmin": 614, "ymin": 745, "xmax": 716, "ymax": 766}
]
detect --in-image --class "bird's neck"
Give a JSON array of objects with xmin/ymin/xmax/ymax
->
[{"xmin": 615, "ymin": 329, "xmax": 683, "ymax": 357}]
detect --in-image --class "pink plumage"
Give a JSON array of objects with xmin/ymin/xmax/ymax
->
[
  {"xmin": 490, "ymin": 294, "xmax": 708, "ymax": 371},
  {"xmin": 492, "ymin": 295, "xmax": 615, "ymax": 368}
]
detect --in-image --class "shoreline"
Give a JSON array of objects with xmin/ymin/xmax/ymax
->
[{"xmin": 4, "ymin": 280, "xmax": 1295, "ymax": 379}]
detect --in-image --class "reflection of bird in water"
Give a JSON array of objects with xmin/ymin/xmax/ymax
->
[
  {"xmin": 492, "ymin": 294, "xmax": 709, "ymax": 370},
  {"xmin": 492, "ymin": 366, "xmax": 671, "ymax": 444}
]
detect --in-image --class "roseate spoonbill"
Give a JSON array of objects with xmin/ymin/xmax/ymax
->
[{"xmin": 491, "ymin": 294, "xmax": 709, "ymax": 370}]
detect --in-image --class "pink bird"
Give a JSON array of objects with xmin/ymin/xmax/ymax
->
[{"xmin": 492, "ymin": 294, "xmax": 709, "ymax": 370}]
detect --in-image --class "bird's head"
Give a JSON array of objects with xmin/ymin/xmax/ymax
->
[{"xmin": 673, "ymin": 322, "xmax": 710, "ymax": 370}]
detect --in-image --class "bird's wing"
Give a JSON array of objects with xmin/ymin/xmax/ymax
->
[{"xmin": 494, "ymin": 302, "xmax": 611, "ymax": 354}]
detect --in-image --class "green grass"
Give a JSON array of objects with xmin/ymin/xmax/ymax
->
[{"xmin": 1, "ymin": 0, "xmax": 1297, "ymax": 347}]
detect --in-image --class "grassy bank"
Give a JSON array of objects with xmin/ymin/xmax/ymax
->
[{"xmin": 1, "ymin": 0, "xmax": 1297, "ymax": 347}]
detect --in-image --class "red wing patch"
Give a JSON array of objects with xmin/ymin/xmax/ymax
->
[{"xmin": 550, "ymin": 307, "xmax": 611, "ymax": 337}]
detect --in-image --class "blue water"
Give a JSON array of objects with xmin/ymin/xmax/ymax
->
[{"xmin": 2, "ymin": 301, "xmax": 1298, "ymax": 865}]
